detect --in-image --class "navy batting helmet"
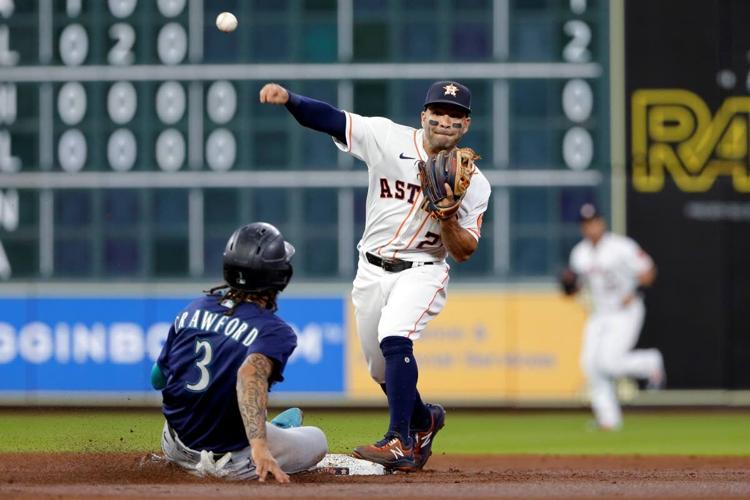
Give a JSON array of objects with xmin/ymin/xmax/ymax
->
[{"xmin": 223, "ymin": 222, "xmax": 295, "ymax": 293}]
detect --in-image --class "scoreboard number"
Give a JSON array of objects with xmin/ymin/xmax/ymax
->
[
  {"xmin": 107, "ymin": 82, "xmax": 137, "ymax": 124},
  {"xmin": 561, "ymin": 1, "xmax": 594, "ymax": 171},
  {"xmin": 108, "ymin": 0, "xmax": 138, "ymax": 19},
  {"xmin": 157, "ymin": 23, "xmax": 187, "ymax": 65},
  {"xmin": 156, "ymin": 128, "xmax": 186, "ymax": 171},
  {"xmin": 58, "ymin": 23, "xmax": 88, "ymax": 66},
  {"xmin": 107, "ymin": 128, "xmax": 137, "ymax": 171},
  {"xmin": 58, "ymin": 129, "xmax": 87, "ymax": 173},
  {"xmin": 108, "ymin": 23, "xmax": 136, "ymax": 66},
  {"xmin": 57, "ymin": 82, "xmax": 86, "ymax": 126},
  {"xmin": 156, "ymin": 81, "xmax": 186, "ymax": 124}
]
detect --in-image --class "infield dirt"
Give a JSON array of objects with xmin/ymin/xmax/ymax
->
[{"xmin": 0, "ymin": 453, "xmax": 748, "ymax": 499}]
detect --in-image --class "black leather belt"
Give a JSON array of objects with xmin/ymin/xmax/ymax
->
[{"xmin": 365, "ymin": 252, "xmax": 435, "ymax": 273}]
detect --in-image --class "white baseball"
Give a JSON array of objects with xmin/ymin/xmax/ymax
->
[{"xmin": 216, "ymin": 12, "xmax": 238, "ymax": 33}]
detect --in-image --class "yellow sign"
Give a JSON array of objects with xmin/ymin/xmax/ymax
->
[
  {"xmin": 346, "ymin": 292, "xmax": 587, "ymax": 401},
  {"xmin": 632, "ymin": 89, "xmax": 750, "ymax": 192}
]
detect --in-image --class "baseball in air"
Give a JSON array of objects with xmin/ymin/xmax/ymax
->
[{"xmin": 216, "ymin": 12, "xmax": 238, "ymax": 33}]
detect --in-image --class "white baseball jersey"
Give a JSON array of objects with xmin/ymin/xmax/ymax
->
[
  {"xmin": 570, "ymin": 232, "xmax": 654, "ymax": 312},
  {"xmin": 333, "ymin": 112, "xmax": 491, "ymax": 262},
  {"xmin": 571, "ymin": 232, "xmax": 663, "ymax": 430}
]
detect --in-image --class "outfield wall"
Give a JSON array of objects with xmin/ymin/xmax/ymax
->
[{"xmin": 0, "ymin": 289, "xmax": 589, "ymax": 405}]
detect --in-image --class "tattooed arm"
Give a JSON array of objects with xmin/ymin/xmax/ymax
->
[{"xmin": 237, "ymin": 353, "xmax": 290, "ymax": 483}]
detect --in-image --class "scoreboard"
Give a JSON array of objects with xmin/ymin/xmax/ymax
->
[{"xmin": 0, "ymin": 0, "xmax": 611, "ymax": 282}]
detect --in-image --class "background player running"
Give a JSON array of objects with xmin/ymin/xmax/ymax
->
[
  {"xmin": 259, "ymin": 81, "xmax": 491, "ymax": 471},
  {"xmin": 560, "ymin": 204, "xmax": 666, "ymax": 430},
  {"xmin": 152, "ymin": 222, "xmax": 327, "ymax": 482}
]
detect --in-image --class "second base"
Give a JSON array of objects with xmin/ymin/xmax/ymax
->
[{"xmin": 313, "ymin": 453, "xmax": 388, "ymax": 475}]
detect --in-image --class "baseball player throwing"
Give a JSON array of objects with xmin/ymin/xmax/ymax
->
[
  {"xmin": 152, "ymin": 222, "xmax": 328, "ymax": 482},
  {"xmin": 259, "ymin": 81, "xmax": 491, "ymax": 471},
  {"xmin": 561, "ymin": 204, "xmax": 665, "ymax": 430}
]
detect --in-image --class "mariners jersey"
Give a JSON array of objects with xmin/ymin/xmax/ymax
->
[
  {"xmin": 334, "ymin": 112, "xmax": 491, "ymax": 262},
  {"xmin": 570, "ymin": 233, "xmax": 654, "ymax": 312},
  {"xmin": 157, "ymin": 294, "xmax": 297, "ymax": 452}
]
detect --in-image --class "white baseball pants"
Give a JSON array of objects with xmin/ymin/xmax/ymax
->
[
  {"xmin": 351, "ymin": 254, "xmax": 450, "ymax": 383},
  {"xmin": 161, "ymin": 421, "xmax": 327, "ymax": 480},
  {"xmin": 580, "ymin": 299, "xmax": 664, "ymax": 429}
]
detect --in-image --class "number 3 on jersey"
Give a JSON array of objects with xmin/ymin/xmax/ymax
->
[{"xmin": 186, "ymin": 339, "xmax": 213, "ymax": 392}]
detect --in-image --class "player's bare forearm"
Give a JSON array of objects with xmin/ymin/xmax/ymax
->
[
  {"xmin": 236, "ymin": 353, "xmax": 273, "ymax": 442},
  {"xmin": 237, "ymin": 353, "xmax": 290, "ymax": 484},
  {"xmin": 439, "ymin": 217, "xmax": 478, "ymax": 263}
]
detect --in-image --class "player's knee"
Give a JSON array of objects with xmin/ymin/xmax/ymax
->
[
  {"xmin": 377, "ymin": 328, "xmax": 410, "ymax": 345},
  {"xmin": 580, "ymin": 356, "xmax": 597, "ymax": 376},
  {"xmin": 597, "ymin": 358, "xmax": 623, "ymax": 377},
  {"xmin": 293, "ymin": 426, "xmax": 327, "ymax": 472},
  {"xmin": 307, "ymin": 426, "xmax": 329, "ymax": 464},
  {"xmin": 367, "ymin": 358, "xmax": 386, "ymax": 383},
  {"xmin": 380, "ymin": 335, "xmax": 413, "ymax": 358},
  {"xmin": 275, "ymin": 426, "xmax": 329, "ymax": 475}
]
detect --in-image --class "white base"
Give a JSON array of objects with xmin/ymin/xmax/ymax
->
[{"xmin": 312, "ymin": 453, "xmax": 387, "ymax": 476}]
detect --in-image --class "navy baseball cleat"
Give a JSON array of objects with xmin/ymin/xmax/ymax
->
[
  {"xmin": 352, "ymin": 432, "xmax": 417, "ymax": 472},
  {"xmin": 412, "ymin": 403, "xmax": 446, "ymax": 470}
]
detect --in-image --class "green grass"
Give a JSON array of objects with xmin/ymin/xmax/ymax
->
[
  {"xmin": 1, "ymin": 410, "xmax": 748, "ymax": 455},
  {"xmin": 308, "ymin": 411, "xmax": 750, "ymax": 456},
  {"xmin": 0, "ymin": 410, "xmax": 161, "ymax": 453}
]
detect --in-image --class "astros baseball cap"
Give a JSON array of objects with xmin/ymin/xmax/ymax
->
[
  {"xmin": 423, "ymin": 81, "xmax": 471, "ymax": 114},
  {"xmin": 578, "ymin": 203, "xmax": 603, "ymax": 222}
]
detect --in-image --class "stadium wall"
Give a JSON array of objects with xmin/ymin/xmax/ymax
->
[
  {"xmin": 2, "ymin": 284, "xmax": 748, "ymax": 407},
  {"xmin": 0, "ymin": 285, "xmax": 589, "ymax": 405}
]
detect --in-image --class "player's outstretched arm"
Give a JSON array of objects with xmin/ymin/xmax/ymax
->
[
  {"xmin": 258, "ymin": 82, "xmax": 347, "ymax": 144},
  {"xmin": 237, "ymin": 353, "xmax": 290, "ymax": 484}
]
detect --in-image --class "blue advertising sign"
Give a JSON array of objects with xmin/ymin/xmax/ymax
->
[{"xmin": 0, "ymin": 296, "xmax": 344, "ymax": 396}]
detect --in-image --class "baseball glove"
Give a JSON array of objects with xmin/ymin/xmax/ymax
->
[
  {"xmin": 559, "ymin": 268, "xmax": 579, "ymax": 296},
  {"xmin": 417, "ymin": 147, "xmax": 479, "ymax": 220}
]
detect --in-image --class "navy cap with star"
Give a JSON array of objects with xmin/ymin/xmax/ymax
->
[{"xmin": 423, "ymin": 81, "xmax": 472, "ymax": 114}]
